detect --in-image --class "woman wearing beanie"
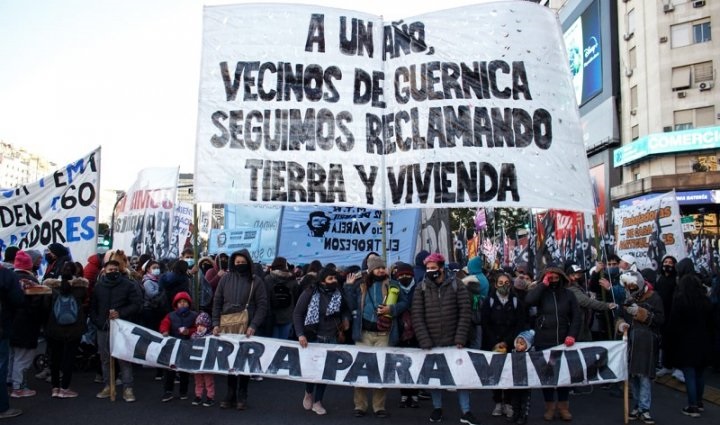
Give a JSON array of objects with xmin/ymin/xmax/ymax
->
[
  {"xmin": 344, "ymin": 254, "xmax": 408, "ymax": 418},
  {"xmin": 293, "ymin": 266, "xmax": 350, "ymax": 415},
  {"xmin": 524, "ymin": 266, "xmax": 580, "ymax": 421},
  {"xmin": 44, "ymin": 262, "xmax": 88, "ymax": 398}
]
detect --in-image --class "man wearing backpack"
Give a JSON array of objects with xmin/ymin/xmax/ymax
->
[
  {"xmin": 263, "ymin": 257, "xmax": 298, "ymax": 340},
  {"xmin": 90, "ymin": 260, "xmax": 142, "ymax": 402}
]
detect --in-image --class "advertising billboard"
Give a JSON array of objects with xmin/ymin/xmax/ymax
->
[{"xmin": 564, "ymin": 0, "xmax": 603, "ymax": 107}]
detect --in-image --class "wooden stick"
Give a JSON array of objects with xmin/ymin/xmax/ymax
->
[
  {"xmin": 623, "ymin": 329, "xmax": 629, "ymax": 424},
  {"xmin": 110, "ymin": 355, "xmax": 116, "ymax": 402}
]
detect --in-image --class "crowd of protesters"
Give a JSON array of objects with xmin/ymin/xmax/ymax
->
[{"xmin": 0, "ymin": 242, "xmax": 718, "ymax": 424}]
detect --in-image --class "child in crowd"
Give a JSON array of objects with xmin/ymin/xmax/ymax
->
[
  {"xmin": 191, "ymin": 312, "xmax": 215, "ymax": 407},
  {"xmin": 507, "ymin": 329, "xmax": 534, "ymax": 425},
  {"xmin": 159, "ymin": 292, "xmax": 198, "ymax": 402}
]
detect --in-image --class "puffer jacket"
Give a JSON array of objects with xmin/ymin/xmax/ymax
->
[
  {"xmin": 412, "ymin": 276, "xmax": 471, "ymax": 349},
  {"xmin": 211, "ymin": 250, "xmax": 268, "ymax": 331},
  {"xmin": 89, "ymin": 274, "xmax": 142, "ymax": 331},
  {"xmin": 44, "ymin": 278, "xmax": 89, "ymax": 341},
  {"xmin": 525, "ymin": 274, "xmax": 581, "ymax": 349}
]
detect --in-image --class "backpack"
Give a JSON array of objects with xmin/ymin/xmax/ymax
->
[
  {"xmin": 271, "ymin": 283, "xmax": 292, "ymax": 309},
  {"xmin": 53, "ymin": 294, "xmax": 79, "ymax": 326}
]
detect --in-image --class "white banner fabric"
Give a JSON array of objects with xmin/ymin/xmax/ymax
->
[
  {"xmin": 113, "ymin": 167, "xmax": 179, "ymax": 259},
  {"xmin": 194, "ymin": 3, "xmax": 594, "ymax": 211},
  {"xmin": 0, "ymin": 148, "xmax": 100, "ymax": 263},
  {"xmin": 111, "ymin": 319, "xmax": 627, "ymax": 389},
  {"xmin": 614, "ymin": 190, "xmax": 687, "ymax": 270}
]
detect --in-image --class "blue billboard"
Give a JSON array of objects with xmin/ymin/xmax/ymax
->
[{"xmin": 564, "ymin": 0, "xmax": 603, "ymax": 106}]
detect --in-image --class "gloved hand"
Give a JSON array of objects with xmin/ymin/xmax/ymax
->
[
  {"xmin": 617, "ymin": 322, "xmax": 630, "ymax": 333},
  {"xmin": 543, "ymin": 274, "xmax": 551, "ymax": 286},
  {"xmin": 625, "ymin": 303, "xmax": 639, "ymax": 316},
  {"xmin": 564, "ymin": 336, "xmax": 575, "ymax": 347}
]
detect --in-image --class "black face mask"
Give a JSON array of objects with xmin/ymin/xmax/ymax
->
[
  {"xmin": 44, "ymin": 253, "xmax": 55, "ymax": 263},
  {"xmin": 398, "ymin": 277, "xmax": 413, "ymax": 287},
  {"xmin": 106, "ymin": 271, "xmax": 121, "ymax": 281},
  {"xmin": 232, "ymin": 263, "xmax": 250, "ymax": 274},
  {"xmin": 322, "ymin": 282, "xmax": 338, "ymax": 292},
  {"xmin": 426, "ymin": 270, "xmax": 441, "ymax": 281},
  {"xmin": 662, "ymin": 265, "xmax": 675, "ymax": 274},
  {"xmin": 61, "ymin": 272, "xmax": 74, "ymax": 281},
  {"xmin": 201, "ymin": 264, "xmax": 213, "ymax": 274}
]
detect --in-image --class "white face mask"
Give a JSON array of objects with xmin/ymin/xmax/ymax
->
[{"xmin": 151, "ymin": 269, "xmax": 161, "ymax": 276}]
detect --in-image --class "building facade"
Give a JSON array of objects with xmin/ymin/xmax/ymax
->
[{"xmin": 0, "ymin": 142, "xmax": 56, "ymax": 189}]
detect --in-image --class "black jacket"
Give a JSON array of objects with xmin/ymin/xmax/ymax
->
[
  {"xmin": 525, "ymin": 283, "xmax": 581, "ymax": 349},
  {"xmin": 481, "ymin": 291, "xmax": 527, "ymax": 350},
  {"xmin": 90, "ymin": 274, "xmax": 142, "ymax": 330}
]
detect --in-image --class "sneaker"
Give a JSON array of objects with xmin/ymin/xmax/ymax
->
[
  {"xmin": 503, "ymin": 404, "xmax": 514, "ymax": 418},
  {"xmin": 0, "ymin": 408, "xmax": 22, "ymax": 419},
  {"xmin": 628, "ymin": 408, "xmax": 640, "ymax": 420},
  {"xmin": 312, "ymin": 401, "xmax": 327, "ymax": 415},
  {"xmin": 96, "ymin": 386, "xmax": 111, "ymax": 399},
  {"xmin": 400, "ymin": 395, "xmax": 409, "ymax": 408},
  {"xmin": 34, "ymin": 368, "xmax": 50, "ymax": 380},
  {"xmin": 179, "ymin": 393, "xmax": 189, "ymax": 400},
  {"xmin": 697, "ymin": 401, "xmax": 704, "ymax": 412},
  {"xmin": 162, "ymin": 392, "xmax": 174, "ymax": 402},
  {"xmin": 93, "ymin": 374, "xmax": 104, "ymax": 384},
  {"xmin": 429, "ymin": 408, "xmax": 443, "ymax": 422},
  {"xmin": 374, "ymin": 410, "xmax": 389, "ymax": 418},
  {"xmin": 57, "ymin": 388, "xmax": 78, "ymax": 398},
  {"xmin": 492, "ymin": 403, "xmax": 504, "ymax": 417},
  {"xmin": 51, "ymin": 388, "xmax": 60, "ymax": 398},
  {"xmin": 123, "ymin": 387, "xmax": 136, "ymax": 403},
  {"xmin": 681, "ymin": 406, "xmax": 701, "ymax": 418},
  {"xmin": 251, "ymin": 375, "xmax": 263, "ymax": 381},
  {"xmin": 203, "ymin": 398, "xmax": 215, "ymax": 407},
  {"xmin": 192, "ymin": 396, "xmax": 202, "ymax": 406},
  {"xmin": 353, "ymin": 409, "xmax": 366, "ymax": 417},
  {"xmin": 639, "ymin": 411, "xmax": 654, "ymax": 424},
  {"xmin": 655, "ymin": 367, "xmax": 672, "ymax": 377},
  {"xmin": 303, "ymin": 392, "xmax": 313, "ymax": 410},
  {"xmin": 460, "ymin": 411, "xmax": 480, "ymax": 425},
  {"xmin": 115, "ymin": 378, "xmax": 122, "ymax": 386},
  {"xmin": 418, "ymin": 390, "xmax": 431, "ymax": 400},
  {"xmin": 672, "ymin": 369, "xmax": 685, "ymax": 383},
  {"xmin": 10, "ymin": 388, "xmax": 36, "ymax": 398}
]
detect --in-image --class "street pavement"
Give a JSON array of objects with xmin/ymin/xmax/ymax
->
[{"xmin": 7, "ymin": 366, "xmax": 719, "ymax": 425}]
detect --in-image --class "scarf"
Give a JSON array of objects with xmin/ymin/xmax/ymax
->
[{"xmin": 304, "ymin": 289, "xmax": 342, "ymax": 326}]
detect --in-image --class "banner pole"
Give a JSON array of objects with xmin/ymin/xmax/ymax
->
[
  {"xmin": 623, "ymin": 329, "xmax": 629, "ymax": 424},
  {"xmin": 192, "ymin": 203, "xmax": 200, "ymax": 310}
]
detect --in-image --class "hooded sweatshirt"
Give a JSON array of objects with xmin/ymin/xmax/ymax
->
[{"xmin": 211, "ymin": 249, "xmax": 268, "ymax": 330}]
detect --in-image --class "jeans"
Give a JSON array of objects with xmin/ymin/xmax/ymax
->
[
  {"xmin": 48, "ymin": 338, "xmax": 79, "ymax": 389},
  {"xmin": 630, "ymin": 375, "xmax": 652, "ymax": 411},
  {"xmin": 431, "ymin": 390, "xmax": 471, "ymax": 413},
  {"xmin": 0, "ymin": 339, "xmax": 10, "ymax": 413},
  {"xmin": 8, "ymin": 347, "xmax": 35, "ymax": 389},
  {"xmin": 97, "ymin": 330, "xmax": 133, "ymax": 387},
  {"xmin": 681, "ymin": 367, "xmax": 705, "ymax": 407},
  {"xmin": 542, "ymin": 387, "xmax": 570, "ymax": 402},
  {"xmin": 272, "ymin": 323, "xmax": 292, "ymax": 340}
]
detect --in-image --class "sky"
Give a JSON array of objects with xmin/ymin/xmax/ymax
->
[{"xmin": 0, "ymin": 0, "xmax": 493, "ymax": 192}]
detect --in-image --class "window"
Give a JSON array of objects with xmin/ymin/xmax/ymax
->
[
  {"xmin": 696, "ymin": 106, "xmax": 715, "ymax": 127},
  {"xmin": 674, "ymin": 109, "xmax": 693, "ymax": 130},
  {"xmin": 628, "ymin": 47, "xmax": 637, "ymax": 70},
  {"xmin": 674, "ymin": 107, "xmax": 716, "ymax": 130},
  {"xmin": 694, "ymin": 21, "xmax": 711, "ymax": 44},
  {"xmin": 694, "ymin": 61, "xmax": 713, "ymax": 83},
  {"xmin": 631, "ymin": 125, "xmax": 639, "ymax": 141},
  {"xmin": 672, "ymin": 19, "xmax": 711, "ymax": 48},
  {"xmin": 630, "ymin": 86, "xmax": 638, "ymax": 110},
  {"xmin": 672, "ymin": 66, "xmax": 691, "ymax": 90}
]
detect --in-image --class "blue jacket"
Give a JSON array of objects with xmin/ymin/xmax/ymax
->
[{"xmin": 344, "ymin": 278, "xmax": 408, "ymax": 346}]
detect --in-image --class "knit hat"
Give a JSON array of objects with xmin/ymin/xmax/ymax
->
[
  {"xmin": 393, "ymin": 262, "xmax": 414, "ymax": 279},
  {"xmin": 195, "ymin": 312, "xmax": 211, "ymax": 328},
  {"xmin": 366, "ymin": 256, "xmax": 386, "ymax": 272},
  {"xmin": 620, "ymin": 254, "xmax": 636, "ymax": 268},
  {"xmin": 48, "ymin": 243, "xmax": 70, "ymax": 258},
  {"xmin": 423, "ymin": 252, "xmax": 446, "ymax": 266},
  {"xmin": 515, "ymin": 329, "xmax": 535, "ymax": 349},
  {"xmin": 13, "ymin": 250, "xmax": 33, "ymax": 271},
  {"xmin": 542, "ymin": 265, "xmax": 569, "ymax": 283},
  {"xmin": 25, "ymin": 249, "xmax": 42, "ymax": 266},
  {"xmin": 317, "ymin": 266, "xmax": 338, "ymax": 283},
  {"xmin": 172, "ymin": 291, "xmax": 192, "ymax": 308}
]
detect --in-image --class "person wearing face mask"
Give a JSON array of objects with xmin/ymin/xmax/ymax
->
[
  {"xmin": 589, "ymin": 255, "xmax": 626, "ymax": 341},
  {"xmin": 140, "ymin": 261, "xmax": 166, "ymax": 327},
  {"xmin": 293, "ymin": 266, "xmax": 350, "ymax": 415},
  {"xmin": 205, "ymin": 253, "xmax": 230, "ymax": 291},
  {"xmin": 159, "ymin": 291, "xmax": 198, "ymax": 402},
  {"xmin": 190, "ymin": 257, "xmax": 216, "ymax": 313},
  {"xmin": 481, "ymin": 272, "xmax": 527, "ymax": 419},
  {"xmin": 524, "ymin": 266, "xmax": 580, "ymax": 422},
  {"xmin": 616, "ymin": 271, "xmax": 664, "ymax": 425},
  {"xmin": 412, "ymin": 253, "xmax": 477, "ymax": 425},
  {"xmin": 159, "ymin": 260, "xmax": 191, "ymax": 314},
  {"xmin": 344, "ymin": 254, "xmax": 408, "ymax": 419},
  {"xmin": 90, "ymin": 260, "xmax": 143, "ymax": 402},
  {"xmin": 211, "ymin": 249, "xmax": 268, "ymax": 410},
  {"xmin": 565, "ymin": 264, "xmax": 617, "ymax": 343},
  {"xmin": 392, "ymin": 262, "xmax": 421, "ymax": 409},
  {"xmin": 42, "ymin": 243, "xmax": 72, "ymax": 282},
  {"xmin": 654, "ymin": 255, "xmax": 677, "ymax": 377}
]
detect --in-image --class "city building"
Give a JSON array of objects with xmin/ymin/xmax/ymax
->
[
  {"xmin": 0, "ymin": 141, "xmax": 56, "ymax": 188},
  {"xmin": 178, "ymin": 172, "xmax": 194, "ymax": 204}
]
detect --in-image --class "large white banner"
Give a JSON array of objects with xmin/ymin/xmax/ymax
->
[
  {"xmin": 113, "ymin": 167, "xmax": 178, "ymax": 259},
  {"xmin": 278, "ymin": 206, "xmax": 420, "ymax": 266},
  {"xmin": 194, "ymin": 3, "xmax": 594, "ymax": 211},
  {"xmin": 111, "ymin": 319, "xmax": 626, "ymax": 389},
  {"xmin": 614, "ymin": 190, "xmax": 687, "ymax": 270},
  {"xmin": 0, "ymin": 148, "xmax": 100, "ymax": 263}
]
